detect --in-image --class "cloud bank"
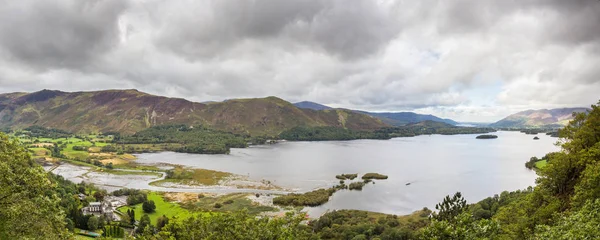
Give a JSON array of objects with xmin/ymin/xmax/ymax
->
[{"xmin": 0, "ymin": 0, "xmax": 599, "ymax": 121}]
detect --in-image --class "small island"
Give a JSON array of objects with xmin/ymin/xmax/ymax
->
[
  {"xmin": 476, "ymin": 134, "xmax": 498, "ymax": 139},
  {"xmin": 335, "ymin": 174, "xmax": 358, "ymax": 180},
  {"xmin": 362, "ymin": 173, "xmax": 388, "ymax": 180},
  {"xmin": 533, "ymin": 136, "xmax": 540, "ymax": 140}
]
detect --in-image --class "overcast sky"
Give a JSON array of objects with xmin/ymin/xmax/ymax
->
[{"xmin": 0, "ymin": 0, "xmax": 599, "ymax": 122}]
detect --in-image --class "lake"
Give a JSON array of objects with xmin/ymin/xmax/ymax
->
[{"xmin": 132, "ymin": 131, "xmax": 559, "ymax": 216}]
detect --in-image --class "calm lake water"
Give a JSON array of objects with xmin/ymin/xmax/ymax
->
[{"xmin": 132, "ymin": 131, "xmax": 559, "ymax": 216}]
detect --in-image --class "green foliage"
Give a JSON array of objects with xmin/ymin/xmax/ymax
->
[
  {"xmin": 119, "ymin": 192, "xmax": 192, "ymax": 225},
  {"xmin": 102, "ymin": 225, "xmax": 125, "ymax": 238},
  {"xmin": 469, "ymin": 188, "xmax": 533, "ymax": 220},
  {"xmin": 156, "ymin": 215, "xmax": 169, "ymax": 231},
  {"xmin": 432, "ymin": 192, "xmax": 467, "ymax": 222},
  {"xmin": 310, "ymin": 210, "xmax": 425, "ymax": 240},
  {"xmin": 273, "ymin": 188, "xmax": 336, "ymax": 207},
  {"xmin": 142, "ymin": 211, "xmax": 313, "ymax": 239},
  {"xmin": 137, "ymin": 214, "xmax": 152, "ymax": 234},
  {"xmin": 22, "ymin": 125, "xmax": 72, "ymax": 138},
  {"xmin": 127, "ymin": 192, "xmax": 148, "ymax": 205},
  {"xmin": 377, "ymin": 121, "xmax": 495, "ymax": 137},
  {"xmin": 0, "ymin": 133, "xmax": 70, "ymax": 239},
  {"xmin": 116, "ymin": 124, "xmax": 248, "ymax": 154},
  {"xmin": 87, "ymin": 216, "xmax": 99, "ymax": 231},
  {"xmin": 143, "ymin": 200, "xmax": 157, "ymax": 213},
  {"xmin": 525, "ymin": 152, "xmax": 558, "ymax": 170},
  {"xmin": 534, "ymin": 199, "xmax": 600, "ymax": 239},
  {"xmin": 362, "ymin": 173, "xmax": 388, "ymax": 180},
  {"xmin": 279, "ymin": 126, "xmax": 390, "ymax": 141},
  {"xmin": 420, "ymin": 212, "xmax": 500, "ymax": 240}
]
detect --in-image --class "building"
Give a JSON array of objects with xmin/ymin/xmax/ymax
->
[
  {"xmin": 87, "ymin": 202, "xmax": 102, "ymax": 212},
  {"xmin": 82, "ymin": 201, "xmax": 116, "ymax": 221}
]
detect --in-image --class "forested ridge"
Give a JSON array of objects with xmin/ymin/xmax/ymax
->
[
  {"xmin": 115, "ymin": 124, "xmax": 248, "ymax": 154},
  {"xmin": 1, "ymin": 101, "xmax": 599, "ymax": 239}
]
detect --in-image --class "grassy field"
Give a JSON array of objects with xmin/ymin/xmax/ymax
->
[
  {"xmin": 535, "ymin": 160, "xmax": 548, "ymax": 169},
  {"xmin": 181, "ymin": 193, "xmax": 276, "ymax": 215},
  {"xmin": 117, "ymin": 192, "xmax": 193, "ymax": 225}
]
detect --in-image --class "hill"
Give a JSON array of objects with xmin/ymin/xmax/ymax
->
[
  {"xmin": 360, "ymin": 111, "xmax": 458, "ymax": 126},
  {"xmin": 0, "ymin": 89, "xmax": 387, "ymax": 135},
  {"xmin": 293, "ymin": 101, "xmax": 458, "ymax": 126},
  {"xmin": 490, "ymin": 108, "xmax": 590, "ymax": 128},
  {"xmin": 293, "ymin": 101, "xmax": 332, "ymax": 110}
]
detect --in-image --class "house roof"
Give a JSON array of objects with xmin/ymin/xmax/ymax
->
[{"xmin": 89, "ymin": 202, "xmax": 101, "ymax": 206}]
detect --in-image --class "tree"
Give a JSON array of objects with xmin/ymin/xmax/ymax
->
[
  {"xmin": 142, "ymin": 200, "xmax": 156, "ymax": 213},
  {"xmin": 93, "ymin": 190, "xmax": 106, "ymax": 201},
  {"xmin": 137, "ymin": 214, "xmax": 152, "ymax": 234},
  {"xmin": 156, "ymin": 215, "xmax": 169, "ymax": 231},
  {"xmin": 87, "ymin": 216, "xmax": 99, "ymax": 231},
  {"xmin": 432, "ymin": 192, "xmax": 467, "ymax": 222},
  {"xmin": 127, "ymin": 209, "xmax": 136, "ymax": 224},
  {"xmin": 0, "ymin": 133, "xmax": 69, "ymax": 239}
]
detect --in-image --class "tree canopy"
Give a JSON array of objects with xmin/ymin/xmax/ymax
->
[{"xmin": 0, "ymin": 133, "xmax": 69, "ymax": 239}]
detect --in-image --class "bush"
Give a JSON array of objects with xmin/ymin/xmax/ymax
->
[
  {"xmin": 223, "ymin": 199, "xmax": 234, "ymax": 205},
  {"xmin": 198, "ymin": 194, "xmax": 205, "ymax": 199},
  {"xmin": 214, "ymin": 203, "xmax": 223, "ymax": 208}
]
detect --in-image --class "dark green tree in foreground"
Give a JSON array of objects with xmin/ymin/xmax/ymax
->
[
  {"xmin": 431, "ymin": 192, "xmax": 468, "ymax": 222},
  {"xmin": 0, "ymin": 133, "xmax": 70, "ymax": 239}
]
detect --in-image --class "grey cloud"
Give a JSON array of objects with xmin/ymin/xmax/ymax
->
[
  {"xmin": 0, "ymin": 0, "xmax": 128, "ymax": 70},
  {"xmin": 0, "ymin": 0, "xmax": 599, "ymax": 122},
  {"xmin": 156, "ymin": 0, "xmax": 400, "ymax": 60}
]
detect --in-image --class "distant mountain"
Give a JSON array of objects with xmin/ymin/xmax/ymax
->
[
  {"xmin": 0, "ymin": 90, "xmax": 387, "ymax": 135},
  {"xmin": 293, "ymin": 101, "xmax": 332, "ymax": 111},
  {"xmin": 490, "ymin": 108, "xmax": 590, "ymax": 128},
  {"xmin": 359, "ymin": 111, "xmax": 458, "ymax": 126},
  {"xmin": 293, "ymin": 101, "xmax": 458, "ymax": 126}
]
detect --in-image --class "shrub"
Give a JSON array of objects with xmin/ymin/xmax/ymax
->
[
  {"xmin": 223, "ymin": 199, "xmax": 234, "ymax": 205},
  {"xmin": 214, "ymin": 203, "xmax": 223, "ymax": 208}
]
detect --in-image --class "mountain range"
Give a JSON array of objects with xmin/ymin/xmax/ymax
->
[
  {"xmin": 0, "ymin": 89, "xmax": 386, "ymax": 135},
  {"xmin": 293, "ymin": 101, "xmax": 458, "ymax": 126},
  {"xmin": 490, "ymin": 108, "xmax": 590, "ymax": 128}
]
